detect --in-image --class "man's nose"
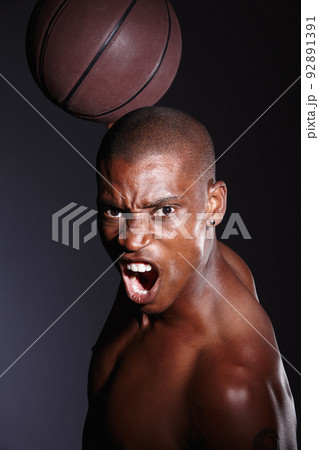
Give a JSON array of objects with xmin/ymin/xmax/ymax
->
[{"xmin": 117, "ymin": 215, "xmax": 153, "ymax": 252}]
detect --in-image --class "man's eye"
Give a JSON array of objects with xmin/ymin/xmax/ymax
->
[
  {"xmin": 105, "ymin": 208, "xmax": 122, "ymax": 218},
  {"xmin": 154, "ymin": 206, "xmax": 175, "ymax": 216}
]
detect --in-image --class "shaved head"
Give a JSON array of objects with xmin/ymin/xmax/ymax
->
[{"xmin": 97, "ymin": 106, "xmax": 216, "ymax": 187}]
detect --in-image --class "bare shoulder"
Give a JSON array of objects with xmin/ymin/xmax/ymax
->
[
  {"xmin": 218, "ymin": 240, "xmax": 259, "ymax": 300},
  {"xmin": 187, "ymin": 247, "xmax": 297, "ymax": 448},
  {"xmin": 188, "ymin": 322, "xmax": 297, "ymax": 449}
]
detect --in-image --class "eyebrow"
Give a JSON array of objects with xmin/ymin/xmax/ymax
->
[
  {"xmin": 96, "ymin": 195, "xmax": 183, "ymax": 210},
  {"xmin": 142, "ymin": 195, "xmax": 182, "ymax": 209}
]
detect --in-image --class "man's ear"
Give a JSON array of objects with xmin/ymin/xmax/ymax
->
[{"xmin": 206, "ymin": 180, "xmax": 227, "ymax": 226}]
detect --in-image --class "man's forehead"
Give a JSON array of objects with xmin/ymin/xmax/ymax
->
[
  {"xmin": 100, "ymin": 153, "xmax": 187, "ymax": 183},
  {"xmin": 98, "ymin": 155, "xmax": 199, "ymax": 205}
]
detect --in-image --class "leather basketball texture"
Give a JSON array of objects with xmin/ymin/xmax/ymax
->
[{"xmin": 26, "ymin": 0, "xmax": 182, "ymax": 123}]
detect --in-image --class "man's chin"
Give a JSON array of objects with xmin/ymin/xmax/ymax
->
[{"xmin": 136, "ymin": 299, "xmax": 169, "ymax": 316}]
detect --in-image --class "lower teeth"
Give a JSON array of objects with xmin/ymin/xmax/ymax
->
[
  {"xmin": 125, "ymin": 268, "xmax": 157, "ymax": 296},
  {"xmin": 132, "ymin": 285, "xmax": 148, "ymax": 295}
]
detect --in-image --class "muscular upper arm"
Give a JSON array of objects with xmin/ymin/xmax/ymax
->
[{"xmin": 189, "ymin": 358, "xmax": 297, "ymax": 449}]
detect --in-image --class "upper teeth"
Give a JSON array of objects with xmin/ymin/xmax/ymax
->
[{"xmin": 127, "ymin": 263, "xmax": 152, "ymax": 272}]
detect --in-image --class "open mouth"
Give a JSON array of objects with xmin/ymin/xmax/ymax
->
[{"xmin": 120, "ymin": 261, "xmax": 160, "ymax": 304}]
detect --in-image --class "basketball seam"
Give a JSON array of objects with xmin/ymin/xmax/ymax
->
[
  {"xmin": 39, "ymin": 0, "xmax": 72, "ymax": 96},
  {"xmin": 65, "ymin": 0, "xmax": 172, "ymax": 119},
  {"xmin": 61, "ymin": 0, "xmax": 139, "ymax": 106}
]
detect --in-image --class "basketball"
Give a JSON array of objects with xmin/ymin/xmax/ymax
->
[{"xmin": 26, "ymin": 0, "xmax": 182, "ymax": 123}]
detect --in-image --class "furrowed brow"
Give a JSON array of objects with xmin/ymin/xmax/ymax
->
[
  {"xmin": 96, "ymin": 197, "xmax": 119, "ymax": 208},
  {"xmin": 96, "ymin": 195, "xmax": 183, "ymax": 211},
  {"xmin": 143, "ymin": 195, "xmax": 182, "ymax": 209}
]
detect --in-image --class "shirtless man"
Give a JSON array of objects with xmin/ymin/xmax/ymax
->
[{"xmin": 82, "ymin": 107, "xmax": 297, "ymax": 449}]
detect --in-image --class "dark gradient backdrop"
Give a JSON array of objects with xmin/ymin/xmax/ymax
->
[{"xmin": 0, "ymin": 1, "xmax": 300, "ymax": 449}]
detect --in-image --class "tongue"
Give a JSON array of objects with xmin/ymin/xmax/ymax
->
[
  {"xmin": 125, "ymin": 269, "xmax": 158, "ymax": 293},
  {"xmin": 138, "ymin": 270, "xmax": 157, "ymax": 290}
]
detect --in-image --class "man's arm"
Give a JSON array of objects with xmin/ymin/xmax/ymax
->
[{"xmin": 189, "ymin": 354, "xmax": 297, "ymax": 449}]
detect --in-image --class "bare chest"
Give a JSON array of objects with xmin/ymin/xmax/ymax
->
[{"xmin": 97, "ymin": 330, "xmax": 198, "ymax": 449}]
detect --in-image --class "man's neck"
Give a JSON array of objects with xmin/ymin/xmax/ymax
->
[{"xmin": 139, "ymin": 240, "xmax": 225, "ymax": 331}]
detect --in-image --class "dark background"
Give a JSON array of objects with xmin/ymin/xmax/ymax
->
[{"xmin": 0, "ymin": 1, "xmax": 300, "ymax": 449}]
